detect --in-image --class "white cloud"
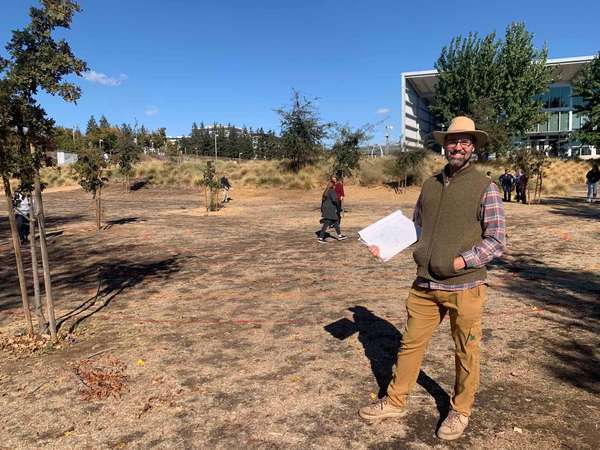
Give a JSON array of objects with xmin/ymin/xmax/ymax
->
[
  {"xmin": 145, "ymin": 106, "xmax": 159, "ymax": 117},
  {"xmin": 376, "ymin": 108, "xmax": 390, "ymax": 115},
  {"xmin": 82, "ymin": 70, "xmax": 127, "ymax": 86}
]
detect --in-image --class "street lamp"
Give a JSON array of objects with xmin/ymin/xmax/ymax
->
[
  {"xmin": 214, "ymin": 133, "xmax": 218, "ymax": 161},
  {"xmin": 384, "ymin": 124, "xmax": 393, "ymax": 154}
]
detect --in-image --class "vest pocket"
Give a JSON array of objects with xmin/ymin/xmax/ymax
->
[{"xmin": 429, "ymin": 245, "xmax": 459, "ymax": 279}]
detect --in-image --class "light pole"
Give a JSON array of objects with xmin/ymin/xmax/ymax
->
[
  {"xmin": 384, "ymin": 124, "xmax": 393, "ymax": 155},
  {"xmin": 214, "ymin": 133, "xmax": 218, "ymax": 162}
]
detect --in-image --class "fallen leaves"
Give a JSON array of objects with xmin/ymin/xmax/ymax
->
[
  {"xmin": 0, "ymin": 333, "xmax": 52, "ymax": 355},
  {"xmin": 72, "ymin": 354, "xmax": 128, "ymax": 401}
]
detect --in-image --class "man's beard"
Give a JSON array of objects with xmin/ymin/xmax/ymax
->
[{"xmin": 447, "ymin": 150, "xmax": 472, "ymax": 170}]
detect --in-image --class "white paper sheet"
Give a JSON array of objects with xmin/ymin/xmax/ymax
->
[{"xmin": 358, "ymin": 210, "xmax": 419, "ymax": 262}]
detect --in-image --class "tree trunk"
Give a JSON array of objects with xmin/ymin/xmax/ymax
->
[
  {"xmin": 29, "ymin": 204, "xmax": 47, "ymax": 332},
  {"xmin": 96, "ymin": 186, "xmax": 103, "ymax": 230},
  {"xmin": 204, "ymin": 186, "xmax": 209, "ymax": 212},
  {"xmin": 2, "ymin": 175, "xmax": 34, "ymax": 335},
  {"xmin": 32, "ymin": 156, "xmax": 57, "ymax": 340}
]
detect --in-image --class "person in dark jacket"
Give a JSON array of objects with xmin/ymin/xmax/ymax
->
[
  {"xmin": 220, "ymin": 175, "xmax": 232, "ymax": 203},
  {"xmin": 318, "ymin": 179, "xmax": 348, "ymax": 243},
  {"xmin": 333, "ymin": 175, "xmax": 345, "ymax": 223},
  {"xmin": 586, "ymin": 163, "xmax": 600, "ymax": 203},
  {"xmin": 498, "ymin": 169, "xmax": 514, "ymax": 202},
  {"xmin": 515, "ymin": 169, "xmax": 528, "ymax": 204}
]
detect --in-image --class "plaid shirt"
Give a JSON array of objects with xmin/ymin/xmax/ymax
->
[{"xmin": 413, "ymin": 176, "xmax": 506, "ymax": 292}]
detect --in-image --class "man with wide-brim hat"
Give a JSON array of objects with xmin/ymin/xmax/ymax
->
[{"xmin": 359, "ymin": 116, "xmax": 506, "ymax": 441}]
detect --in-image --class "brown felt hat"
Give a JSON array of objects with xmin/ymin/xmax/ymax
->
[{"xmin": 432, "ymin": 116, "xmax": 488, "ymax": 148}]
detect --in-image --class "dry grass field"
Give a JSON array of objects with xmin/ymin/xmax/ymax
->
[
  {"xmin": 38, "ymin": 155, "xmax": 593, "ymax": 195},
  {"xmin": 0, "ymin": 181, "xmax": 599, "ymax": 449}
]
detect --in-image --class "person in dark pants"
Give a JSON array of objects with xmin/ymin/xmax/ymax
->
[
  {"xmin": 515, "ymin": 169, "xmax": 528, "ymax": 204},
  {"xmin": 13, "ymin": 190, "xmax": 31, "ymax": 245},
  {"xmin": 586, "ymin": 163, "xmax": 600, "ymax": 203},
  {"xmin": 318, "ymin": 179, "xmax": 348, "ymax": 244},
  {"xmin": 498, "ymin": 169, "xmax": 514, "ymax": 202},
  {"xmin": 220, "ymin": 175, "xmax": 232, "ymax": 203}
]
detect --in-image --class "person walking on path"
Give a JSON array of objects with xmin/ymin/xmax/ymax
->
[
  {"xmin": 220, "ymin": 175, "xmax": 232, "ymax": 204},
  {"xmin": 333, "ymin": 175, "xmax": 345, "ymax": 223},
  {"xmin": 358, "ymin": 116, "xmax": 506, "ymax": 441},
  {"xmin": 585, "ymin": 163, "xmax": 600, "ymax": 203},
  {"xmin": 318, "ymin": 179, "xmax": 348, "ymax": 244},
  {"xmin": 498, "ymin": 168, "xmax": 514, "ymax": 202},
  {"xmin": 13, "ymin": 189, "xmax": 31, "ymax": 245},
  {"xmin": 515, "ymin": 169, "xmax": 528, "ymax": 204}
]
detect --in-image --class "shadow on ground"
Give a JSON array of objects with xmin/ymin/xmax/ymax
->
[
  {"xmin": 542, "ymin": 196, "xmax": 600, "ymax": 220},
  {"xmin": 489, "ymin": 254, "xmax": 600, "ymax": 394},
  {"xmin": 325, "ymin": 306, "xmax": 450, "ymax": 420}
]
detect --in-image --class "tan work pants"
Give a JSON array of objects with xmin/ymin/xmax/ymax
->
[{"xmin": 386, "ymin": 283, "xmax": 486, "ymax": 416}]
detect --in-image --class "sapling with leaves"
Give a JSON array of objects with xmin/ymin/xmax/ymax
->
[
  {"xmin": 2, "ymin": 0, "xmax": 88, "ymax": 340},
  {"xmin": 73, "ymin": 145, "xmax": 108, "ymax": 230},
  {"xmin": 331, "ymin": 125, "xmax": 369, "ymax": 178},
  {"xmin": 389, "ymin": 148, "xmax": 427, "ymax": 193},
  {"xmin": 0, "ymin": 76, "xmax": 35, "ymax": 335},
  {"xmin": 202, "ymin": 161, "xmax": 219, "ymax": 211},
  {"xmin": 116, "ymin": 123, "xmax": 141, "ymax": 191}
]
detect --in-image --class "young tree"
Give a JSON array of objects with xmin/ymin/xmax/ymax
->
[
  {"xmin": 3, "ymin": 0, "xmax": 88, "ymax": 339},
  {"xmin": 150, "ymin": 127, "xmax": 167, "ymax": 154},
  {"xmin": 431, "ymin": 22, "xmax": 553, "ymax": 157},
  {"xmin": 202, "ymin": 161, "xmax": 219, "ymax": 211},
  {"xmin": 509, "ymin": 146, "xmax": 548, "ymax": 204},
  {"xmin": 275, "ymin": 90, "xmax": 330, "ymax": 171},
  {"xmin": 115, "ymin": 123, "xmax": 141, "ymax": 190},
  {"xmin": 573, "ymin": 51, "xmax": 600, "ymax": 149},
  {"xmin": 331, "ymin": 125, "xmax": 368, "ymax": 178},
  {"xmin": 165, "ymin": 140, "xmax": 180, "ymax": 164},
  {"xmin": 0, "ymin": 76, "xmax": 34, "ymax": 335},
  {"xmin": 389, "ymin": 148, "xmax": 428, "ymax": 193},
  {"xmin": 73, "ymin": 145, "xmax": 107, "ymax": 229}
]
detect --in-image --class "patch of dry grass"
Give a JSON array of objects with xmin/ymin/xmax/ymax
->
[{"xmin": 36, "ymin": 155, "xmax": 594, "ymax": 194}]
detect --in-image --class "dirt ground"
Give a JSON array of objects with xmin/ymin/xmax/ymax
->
[{"xmin": 0, "ymin": 181, "xmax": 599, "ymax": 450}]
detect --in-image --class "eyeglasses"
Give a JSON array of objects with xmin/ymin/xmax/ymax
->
[{"xmin": 445, "ymin": 138, "xmax": 474, "ymax": 148}]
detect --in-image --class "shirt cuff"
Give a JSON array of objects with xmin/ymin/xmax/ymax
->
[{"xmin": 460, "ymin": 250, "xmax": 480, "ymax": 269}]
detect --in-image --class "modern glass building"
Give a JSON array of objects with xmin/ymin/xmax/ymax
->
[{"xmin": 400, "ymin": 55, "xmax": 595, "ymax": 157}]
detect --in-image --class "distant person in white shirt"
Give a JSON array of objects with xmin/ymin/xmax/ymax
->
[{"xmin": 13, "ymin": 190, "xmax": 31, "ymax": 245}]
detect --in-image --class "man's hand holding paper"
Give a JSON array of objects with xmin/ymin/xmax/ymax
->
[{"xmin": 358, "ymin": 210, "xmax": 419, "ymax": 262}]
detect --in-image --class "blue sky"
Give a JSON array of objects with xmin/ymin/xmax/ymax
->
[{"xmin": 1, "ymin": 0, "xmax": 599, "ymax": 143}]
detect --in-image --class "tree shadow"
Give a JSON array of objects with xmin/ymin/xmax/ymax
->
[
  {"xmin": 543, "ymin": 196, "xmax": 600, "ymax": 221},
  {"xmin": 324, "ymin": 306, "xmax": 450, "ymax": 419},
  {"xmin": 488, "ymin": 254, "xmax": 600, "ymax": 394},
  {"xmin": 56, "ymin": 255, "xmax": 184, "ymax": 333},
  {"xmin": 102, "ymin": 217, "xmax": 140, "ymax": 230},
  {"xmin": 130, "ymin": 179, "xmax": 148, "ymax": 191},
  {"xmin": 0, "ymin": 214, "xmax": 86, "ymax": 241}
]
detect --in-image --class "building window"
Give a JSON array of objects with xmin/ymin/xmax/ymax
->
[
  {"xmin": 573, "ymin": 112, "xmax": 588, "ymax": 130},
  {"xmin": 548, "ymin": 112, "xmax": 559, "ymax": 132},
  {"xmin": 560, "ymin": 111, "xmax": 569, "ymax": 131},
  {"xmin": 539, "ymin": 114, "xmax": 548, "ymax": 132},
  {"xmin": 541, "ymin": 86, "xmax": 571, "ymax": 109}
]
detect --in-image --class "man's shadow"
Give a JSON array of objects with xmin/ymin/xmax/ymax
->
[{"xmin": 325, "ymin": 306, "xmax": 450, "ymax": 422}]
